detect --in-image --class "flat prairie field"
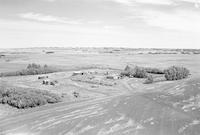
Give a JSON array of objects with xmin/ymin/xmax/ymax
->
[{"xmin": 1, "ymin": 48, "xmax": 200, "ymax": 135}]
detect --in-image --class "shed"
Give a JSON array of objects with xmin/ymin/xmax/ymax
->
[
  {"xmin": 72, "ymin": 71, "xmax": 85, "ymax": 76},
  {"xmin": 106, "ymin": 74, "xmax": 120, "ymax": 80}
]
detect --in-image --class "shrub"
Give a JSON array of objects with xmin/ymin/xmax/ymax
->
[
  {"xmin": 73, "ymin": 91, "xmax": 80, "ymax": 98},
  {"xmin": 27, "ymin": 63, "xmax": 41, "ymax": 69},
  {"xmin": 164, "ymin": 66, "xmax": 189, "ymax": 80},
  {"xmin": 124, "ymin": 65, "xmax": 132, "ymax": 72},
  {"xmin": 133, "ymin": 66, "xmax": 147, "ymax": 78},
  {"xmin": 120, "ymin": 65, "xmax": 133, "ymax": 77},
  {"xmin": 50, "ymin": 82, "xmax": 55, "ymax": 86},
  {"xmin": 0, "ymin": 87, "xmax": 62, "ymax": 109},
  {"xmin": 120, "ymin": 71, "xmax": 131, "ymax": 77},
  {"xmin": 122, "ymin": 65, "xmax": 163, "ymax": 78},
  {"xmin": 144, "ymin": 75, "xmax": 154, "ymax": 84},
  {"xmin": 121, "ymin": 65, "xmax": 147, "ymax": 78}
]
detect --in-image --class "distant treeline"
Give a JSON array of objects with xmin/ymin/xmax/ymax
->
[{"xmin": 0, "ymin": 63, "xmax": 61, "ymax": 77}]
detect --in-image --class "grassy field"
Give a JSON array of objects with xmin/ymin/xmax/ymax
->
[{"xmin": 1, "ymin": 48, "xmax": 200, "ymax": 75}]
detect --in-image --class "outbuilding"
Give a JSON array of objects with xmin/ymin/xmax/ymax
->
[
  {"xmin": 106, "ymin": 74, "xmax": 120, "ymax": 80},
  {"xmin": 72, "ymin": 71, "xmax": 85, "ymax": 76}
]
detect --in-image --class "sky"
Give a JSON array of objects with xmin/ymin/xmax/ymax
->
[{"xmin": 0, "ymin": 0, "xmax": 200, "ymax": 48}]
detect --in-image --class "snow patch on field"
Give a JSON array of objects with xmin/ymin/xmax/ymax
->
[
  {"xmin": 105, "ymin": 118, "xmax": 115, "ymax": 124},
  {"xmin": 104, "ymin": 113, "xmax": 125, "ymax": 124},
  {"xmin": 143, "ymin": 117, "xmax": 155, "ymax": 125},
  {"xmin": 6, "ymin": 132, "xmax": 36, "ymax": 135},
  {"xmin": 181, "ymin": 95, "xmax": 200, "ymax": 112},
  {"xmin": 79, "ymin": 125, "xmax": 94, "ymax": 133},
  {"xmin": 99, "ymin": 119, "xmax": 144, "ymax": 135},
  {"xmin": 167, "ymin": 84, "xmax": 187, "ymax": 96}
]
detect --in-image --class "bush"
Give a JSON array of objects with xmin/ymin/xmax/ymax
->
[
  {"xmin": 144, "ymin": 75, "xmax": 154, "ymax": 84},
  {"xmin": 133, "ymin": 66, "xmax": 147, "ymax": 78},
  {"xmin": 27, "ymin": 63, "xmax": 41, "ymax": 69},
  {"xmin": 0, "ymin": 88, "xmax": 62, "ymax": 109},
  {"xmin": 122, "ymin": 65, "xmax": 163, "ymax": 78},
  {"xmin": 0, "ymin": 63, "xmax": 60, "ymax": 77},
  {"xmin": 121, "ymin": 65, "xmax": 133, "ymax": 77},
  {"xmin": 144, "ymin": 75, "xmax": 152, "ymax": 84},
  {"xmin": 164, "ymin": 66, "xmax": 189, "ymax": 80},
  {"xmin": 73, "ymin": 91, "xmax": 80, "ymax": 98},
  {"xmin": 120, "ymin": 71, "xmax": 131, "ymax": 77},
  {"xmin": 124, "ymin": 65, "xmax": 132, "ymax": 72},
  {"xmin": 121, "ymin": 65, "xmax": 147, "ymax": 78}
]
